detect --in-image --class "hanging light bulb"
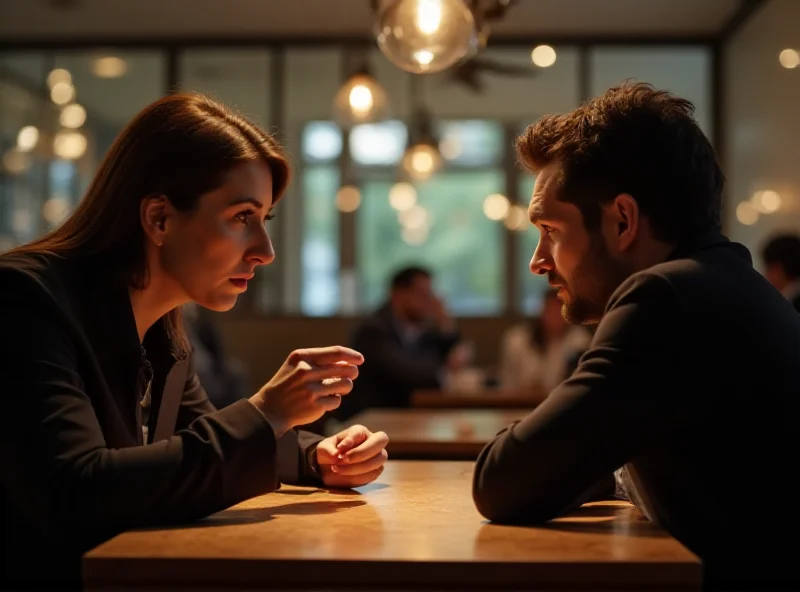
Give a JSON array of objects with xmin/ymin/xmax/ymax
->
[
  {"xmin": 16, "ymin": 126, "xmax": 40, "ymax": 152},
  {"xmin": 92, "ymin": 56, "xmax": 128, "ymax": 78},
  {"xmin": 401, "ymin": 108, "xmax": 442, "ymax": 180},
  {"xmin": 46, "ymin": 68, "xmax": 71, "ymax": 88},
  {"xmin": 389, "ymin": 182, "xmax": 417, "ymax": 211},
  {"xmin": 402, "ymin": 143, "xmax": 441, "ymax": 180},
  {"xmin": 50, "ymin": 81, "xmax": 75, "ymax": 105},
  {"xmin": 333, "ymin": 63, "xmax": 389, "ymax": 128},
  {"xmin": 375, "ymin": 0, "xmax": 478, "ymax": 74},
  {"xmin": 53, "ymin": 130, "xmax": 87, "ymax": 160},
  {"xmin": 60, "ymin": 103, "xmax": 87, "ymax": 129},
  {"xmin": 2, "ymin": 148, "xmax": 32, "ymax": 174}
]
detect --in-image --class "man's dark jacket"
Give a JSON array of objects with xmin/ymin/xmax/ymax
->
[
  {"xmin": 334, "ymin": 304, "xmax": 459, "ymax": 421},
  {"xmin": 473, "ymin": 234, "xmax": 800, "ymax": 590}
]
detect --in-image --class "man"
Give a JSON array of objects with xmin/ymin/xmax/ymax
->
[
  {"xmin": 761, "ymin": 233, "xmax": 800, "ymax": 312},
  {"xmin": 333, "ymin": 266, "xmax": 467, "ymax": 422},
  {"xmin": 471, "ymin": 82, "xmax": 798, "ymax": 590}
]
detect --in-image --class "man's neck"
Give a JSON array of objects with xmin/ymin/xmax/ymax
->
[{"xmin": 629, "ymin": 240, "xmax": 676, "ymax": 273}]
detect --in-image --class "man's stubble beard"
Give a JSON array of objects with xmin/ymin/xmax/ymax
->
[{"xmin": 557, "ymin": 233, "xmax": 631, "ymax": 325}]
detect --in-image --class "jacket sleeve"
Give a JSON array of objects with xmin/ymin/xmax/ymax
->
[
  {"xmin": 429, "ymin": 328, "xmax": 461, "ymax": 360},
  {"xmin": 472, "ymin": 273, "xmax": 702, "ymax": 523},
  {"xmin": 0, "ymin": 301, "xmax": 281, "ymax": 554},
  {"xmin": 177, "ymin": 354, "xmax": 323, "ymax": 486},
  {"xmin": 175, "ymin": 359, "xmax": 218, "ymax": 428},
  {"xmin": 353, "ymin": 322, "xmax": 443, "ymax": 389}
]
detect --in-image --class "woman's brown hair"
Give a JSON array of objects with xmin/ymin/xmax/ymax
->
[{"xmin": 7, "ymin": 92, "xmax": 291, "ymax": 350}]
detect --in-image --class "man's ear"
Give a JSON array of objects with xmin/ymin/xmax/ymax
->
[
  {"xmin": 609, "ymin": 193, "xmax": 640, "ymax": 252},
  {"xmin": 140, "ymin": 195, "xmax": 169, "ymax": 247}
]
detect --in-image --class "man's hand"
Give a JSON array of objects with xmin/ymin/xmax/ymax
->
[
  {"xmin": 446, "ymin": 341, "xmax": 474, "ymax": 371},
  {"xmin": 315, "ymin": 425, "xmax": 389, "ymax": 488},
  {"xmin": 432, "ymin": 295, "xmax": 456, "ymax": 333}
]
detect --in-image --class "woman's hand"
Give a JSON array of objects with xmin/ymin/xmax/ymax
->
[
  {"xmin": 250, "ymin": 346, "xmax": 363, "ymax": 437},
  {"xmin": 315, "ymin": 425, "xmax": 389, "ymax": 488}
]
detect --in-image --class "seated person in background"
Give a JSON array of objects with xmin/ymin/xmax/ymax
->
[
  {"xmin": 184, "ymin": 303, "xmax": 251, "ymax": 408},
  {"xmin": 472, "ymin": 82, "xmax": 799, "ymax": 591},
  {"xmin": 498, "ymin": 288, "xmax": 591, "ymax": 392},
  {"xmin": 0, "ymin": 92, "xmax": 388, "ymax": 591},
  {"xmin": 760, "ymin": 232, "xmax": 800, "ymax": 312},
  {"xmin": 333, "ymin": 266, "xmax": 467, "ymax": 422}
]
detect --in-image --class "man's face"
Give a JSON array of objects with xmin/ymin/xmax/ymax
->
[
  {"xmin": 764, "ymin": 262, "xmax": 789, "ymax": 292},
  {"xmin": 527, "ymin": 162, "xmax": 630, "ymax": 324},
  {"xmin": 395, "ymin": 275, "xmax": 438, "ymax": 324}
]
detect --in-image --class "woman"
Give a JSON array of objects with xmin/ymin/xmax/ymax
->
[
  {"xmin": 498, "ymin": 289, "xmax": 591, "ymax": 393},
  {"xmin": 0, "ymin": 93, "xmax": 388, "ymax": 590}
]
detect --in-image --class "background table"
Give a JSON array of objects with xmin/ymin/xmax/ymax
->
[
  {"xmin": 411, "ymin": 387, "xmax": 546, "ymax": 409},
  {"xmin": 345, "ymin": 408, "xmax": 527, "ymax": 459},
  {"xmin": 84, "ymin": 461, "xmax": 701, "ymax": 591}
]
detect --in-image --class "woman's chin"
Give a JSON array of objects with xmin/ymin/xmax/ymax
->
[{"xmin": 193, "ymin": 294, "xmax": 238, "ymax": 313}]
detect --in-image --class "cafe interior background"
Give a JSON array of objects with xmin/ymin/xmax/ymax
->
[{"xmin": 0, "ymin": 0, "xmax": 798, "ymax": 388}]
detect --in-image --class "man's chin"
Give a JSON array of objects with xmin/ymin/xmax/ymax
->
[{"xmin": 562, "ymin": 298, "xmax": 602, "ymax": 325}]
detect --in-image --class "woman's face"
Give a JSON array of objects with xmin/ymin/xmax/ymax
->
[{"xmin": 158, "ymin": 160, "xmax": 276, "ymax": 311}]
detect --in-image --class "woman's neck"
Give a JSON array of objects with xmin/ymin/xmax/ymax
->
[{"xmin": 128, "ymin": 274, "xmax": 186, "ymax": 342}]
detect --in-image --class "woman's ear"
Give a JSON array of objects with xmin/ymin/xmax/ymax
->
[{"xmin": 140, "ymin": 195, "xmax": 168, "ymax": 247}]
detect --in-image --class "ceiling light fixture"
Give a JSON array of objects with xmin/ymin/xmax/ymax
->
[
  {"xmin": 400, "ymin": 75, "xmax": 442, "ymax": 180},
  {"xmin": 92, "ymin": 56, "xmax": 128, "ymax": 78},
  {"xmin": 373, "ymin": 0, "xmax": 518, "ymax": 75},
  {"xmin": 333, "ymin": 57, "xmax": 389, "ymax": 128},
  {"xmin": 374, "ymin": 0, "xmax": 477, "ymax": 74}
]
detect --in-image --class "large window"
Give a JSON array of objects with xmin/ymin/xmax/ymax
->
[
  {"xmin": 0, "ymin": 50, "xmax": 165, "ymax": 249},
  {"xmin": 179, "ymin": 49, "xmax": 272, "ymax": 126},
  {"xmin": 1, "ymin": 43, "xmax": 713, "ymax": 318},
  {"xmin": 353, "ymin": 119, "xmax": 506, "ymax": 315},
  {"xmin": 359, "ymin": 169, "xmax": 505, "ymax": 314},
  {"xmin": 590, "ymin": 46, "xmax": 712, "ymax": 137},
  {"xmin": 300, "ymin": 121, "xmax": 342, "ymax": 316}
]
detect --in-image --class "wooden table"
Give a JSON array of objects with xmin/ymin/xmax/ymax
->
[
  {"xmin": 83, "ymin": 461, "xmax": 701, "ymax": 591},
  {"xmin": 346, "ymin": 408, "xmax": 527, "ymax": 459},
  {"xmin": 411, "ymin": 387, "xmax": 546, "ymax": 409}
]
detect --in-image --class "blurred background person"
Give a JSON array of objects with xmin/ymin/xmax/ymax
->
[
  {"xmin": 184, "ymin": 303, "xmax": 252, "ymax": 409},
  {"xmin": 498, "ymin": 289, "xmax": 591, "ymax": 393},
  {"xmin": 332, "ymin": 266, "xmax": 469, "ymax": 423},
  {"xmin": 760, "ymin": 232, "xmax": 800, "ymax": 312}
]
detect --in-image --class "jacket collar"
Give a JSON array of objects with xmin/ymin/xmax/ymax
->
[
  {"xmin": 665, "ymin": 230, "xmax": 752, "ymax": 266},
  {"xmin": 70, "ymin": 256, "xmax": 184, "ymax": 365}
]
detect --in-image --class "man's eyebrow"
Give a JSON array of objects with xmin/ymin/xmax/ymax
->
[{"xmin": 529, "ymin": 206, "xmax": 545, "ymax": 224}]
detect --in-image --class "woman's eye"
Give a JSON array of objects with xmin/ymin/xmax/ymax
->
[{"xmin": 235, "ymin": 209, "xmax": 255, "ymax": 224}]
